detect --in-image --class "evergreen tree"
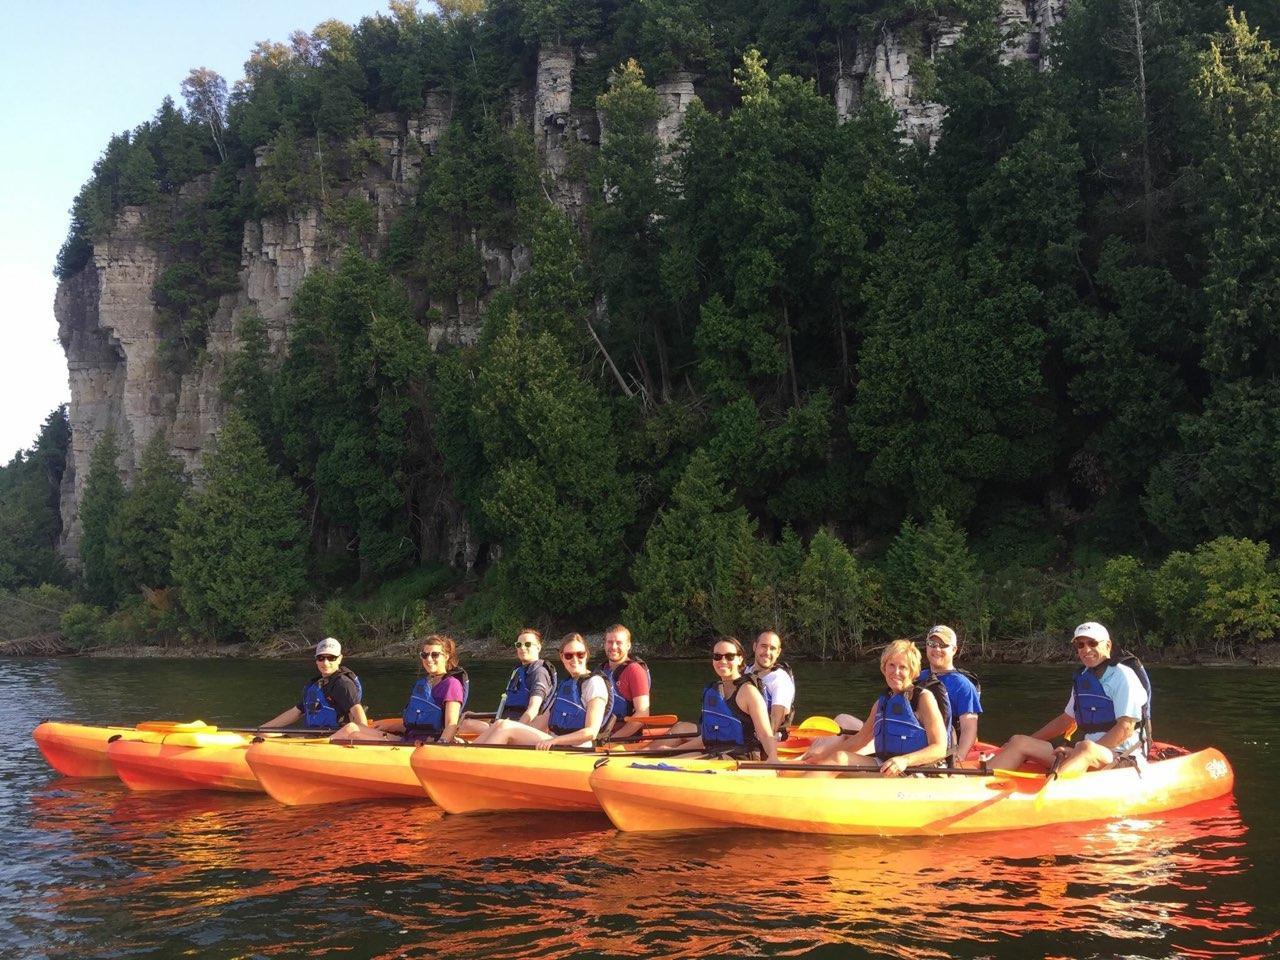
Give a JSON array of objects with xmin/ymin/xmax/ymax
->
[
  {"xmin": 109, "ymin": 432, "xmax": 188, "ymax": 595},
  {"xmin": 171, "ymin": 410, "xmax": 306, "ymax": 642},
  {"xmin": 79, "ymin": 429, "xmax": 125, "ymax": 607},
  {"xmin": 0, "ymin": 407, "xmax": 70, "ymax": 589},
  {"xmin": 881, "ymin": 507, "xmax": 981, "ymax": 636},
  {"xmin": 791, "ymin": 528, "xmax": 876, "ymax": 659}
]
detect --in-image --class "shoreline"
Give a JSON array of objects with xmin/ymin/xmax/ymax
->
[{"xmin": 2, "ymin": 634, "xmax": 1273, "ymax": 667}]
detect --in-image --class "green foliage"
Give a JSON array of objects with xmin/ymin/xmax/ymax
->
[
  {"xmin": 0, "ymin": 584, "xmax": 76, "ymax": 642},
  {"xmin": 109, "ymin": 432, "xmax": 188, "ymax": 595},
  {"xmin": 625, "ymin": 449, "xmax": 745, "ymax": 648},
  {"xmin": 791, "ymin": 528, "xmax": 878, "ymax": 659},
  {"xmin": 60, "ymin": 602, "xmax": 107, "ymax": 649},
  {"xmin": 170, "ymin": 410, "xmax": 306, "ymax": 642},
  {"xmin": 881, "ymin": 508, "xmax": 982, "ymax": 637},
  {"xmin": 278, "ymin": 251, "xmax": 431, "ymax": 576},
  {"xmin": 79, "ymin": 430, "xmax": 125, "ymax": 607},
  {"xmin": 0, "ymin": 407, "xmax": 70, "ymax": 590},
  {"xmin": 472, "ymin": 310, "xmax": 635, "ymax": 613}
]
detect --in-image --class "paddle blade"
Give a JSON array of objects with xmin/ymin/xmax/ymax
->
[{"xmin": 795, "ymin": 715, "xmax": 841, "ymax": 735}]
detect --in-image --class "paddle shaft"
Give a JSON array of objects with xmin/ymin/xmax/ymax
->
[{"xmin": 735, "ymin": 761, "xmax": 1010, "ymax": 776}]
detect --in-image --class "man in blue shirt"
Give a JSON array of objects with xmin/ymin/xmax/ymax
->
[
  {"xmin": 917, "ymin": 625, "xmax": 982, "ymax": 762},
  {"xmin": 987, "ymin": 622, "xmax": 1148, "ymax": 778}
]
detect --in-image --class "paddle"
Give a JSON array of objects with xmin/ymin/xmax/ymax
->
[{"xmin": 732, "ymin": 759, "xmax": 1043, "ymax": 778}]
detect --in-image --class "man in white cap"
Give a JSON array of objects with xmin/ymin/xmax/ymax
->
[
  {"xmin": 261, "ymin": 637, "xmax": 369, "ymax": 730},
  {"xmin": 917, "ymin": 625, "xmax": 983, "ymax": 762},
  {"xmin": 986, "ymin": 621, "xmax": 1147, "ymax": 778}
]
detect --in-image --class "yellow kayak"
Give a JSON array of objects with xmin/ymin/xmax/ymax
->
[
  {"xmin": 106, "ymin": 731, "xmax": 263, "ymax": 793},
  {"xmin": 245, "ymin": 738, "xmax": 428, "ymax": 806},
  {"xmin": 587, "ymin": 747, "xmax": 1235, "ymax": 835},
  {"xmin": 34, "ymin": 720, "xmax": 219, "ymax": 779}
]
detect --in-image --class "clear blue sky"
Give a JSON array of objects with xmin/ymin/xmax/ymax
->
[{"xmin": 0, "ymin": 0, "xmax": 391, "ymax": 463}]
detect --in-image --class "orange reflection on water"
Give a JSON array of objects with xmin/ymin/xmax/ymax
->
[{"xmin": 26, "ymin": 781, "xmax": 1269, "ymax": 960}]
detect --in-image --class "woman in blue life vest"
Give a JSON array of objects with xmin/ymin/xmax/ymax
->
[
  {"xmin": 456, "ymin": 628, "xmax": 557, "ymax": 739},
  {"xmin": 799, "ymin": 639, "xmax": 948, "ymax": 777},
  {"xmin": 260, "ymin": 637, "xmax": 369, "ymax": 731},
  {"xmin": 986, "ymin": 622, "xmax": 1149, "ymax": 779},
  {"xmin": 472, "ymin": 633, "xmax": 614, "ymax": 751},
  {"xmin": 659, "ymin": 637, "xmax": 778, "ymax": 761},
  {"xmin": 333, "ymin": 635, "xmax": 468, "ymax": 743}
]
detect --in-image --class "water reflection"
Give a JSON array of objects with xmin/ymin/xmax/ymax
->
[{"xmin": 10, "ymin": 658, "xmax": 1280, "ymax": 959}]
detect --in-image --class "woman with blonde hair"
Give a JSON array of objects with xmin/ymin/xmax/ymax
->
[{"xmin": 801, "ymin": 639, "xmax": 949, "ymax": 776}]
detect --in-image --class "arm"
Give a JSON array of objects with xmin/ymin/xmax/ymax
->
[
  {"xmin": 539, "ymin": 691, "xmax": 606, "ymax": 750},
  {"xmin": 518, "ymin": 694, "xmax": 545, "ymax": 725},
  {"xmin": 881, "ymin": 690, "xmax": 948, "ymax": 776},
  {"xmin": 439, "ymin": 700, "xmax": 462, "ymax": 743},
  {"xmin": 1031, "ymin": 712, "xmax": 1076, "ymax": 743},
  {"xmin": 348, "ymin": 703, "xmax": 370, "ymax": 727},
  {"xmin": 954, "ymin": 714, "xmax": 979, "ymax": 762},
  {"xmin": 769, "ymin": 704, "xmax": 787, "ymax": 734},
  {"xmin": 1094, "ymin": 716, "xmax": 1137, "ymax": 752},
  {"xmin": 261, "ymin": 706, "xmax": 303, "ymax": 729},
  {"xmin": 737, "ymin": 684, "xmax": 778, "ymax": 763}
]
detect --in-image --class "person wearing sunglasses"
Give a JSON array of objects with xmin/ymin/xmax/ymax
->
[
  {"xmin": 660, "ymin": 638, "xmax": 778, "ymax": 761},
  {"xmin": 336, "ymin": 635, "xmax": 470, "ymax": 743},
  {"xmin": 456, "ymin": 629, "xmax": 557, "ymax": 737},
  {"xmin": 472, "ymin": 633, "xmax": 617, "ymax": 751},
  {"xmin": 985, "ymin": 622, "xmax": 1149, "ymax": 779},
  {"xmin": 799, "ymin": 639, "xmax": 949, "ymax": 777},
  {"xmin": 917, "ymin": 625, "xmax": 983, "ymax": 763},
  {"xmin": 260, "ymin": 637, "xmax": 368, "ymax": 731}
]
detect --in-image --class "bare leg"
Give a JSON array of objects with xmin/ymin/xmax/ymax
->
[
  {"xmin": 987, "ymin": 734, "xmax": 1055, "ymax": 772},
  {"xmin": 456, "ymin": 717, "xmax": 491, "ymax": 738},
  {"xmin": 1057, "ymin": 740, "xmax": 1113, "ymax": 778},
  {"xmin": 473, "ymin": 718, "xmax": 552, "ymax": 746}
]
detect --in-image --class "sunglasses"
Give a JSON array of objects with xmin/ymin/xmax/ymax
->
[
  {"xmin": 420, "ymin": 651, "xmax": 444, "ymax": 660},
  {"xmin": 515, "ymin": 641, "xmax": 538, "ymax": 649},
  {"xmin": 315, "ymin": 654, "xmax": 339, "ymax": 662},
  {"xmin": 925, "ymin": 639, "xmax": 953, "ymax": 650},
  {"xmin": 711, "ymin": 651, "xmax": 739, "ymax": 662},
  {"xmin": 562, "ymin": 650, "xmax": 587, "ymax": 660},
  {"xmin": 1074, "ymin": 638, "xmax": 1101, "ymax": 649}
]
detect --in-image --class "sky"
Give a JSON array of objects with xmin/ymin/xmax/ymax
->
[{"xmin": 0, "ymin": 0, "xmax": 391, "ymax": 464}]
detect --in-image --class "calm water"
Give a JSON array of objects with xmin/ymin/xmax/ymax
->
[{"xmin": 5, "ymin": 656, "xmax": 1279, "ymax": 959}]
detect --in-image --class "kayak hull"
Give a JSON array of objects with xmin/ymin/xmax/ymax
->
[
  {"xmin": 411, "ymin": 744, "xmax": 611, "ymax": 813},
  {"xmin": 107, "ymin": 734, "xmax": 261, "ymax": 793},
  {"xmin": 33, "ymin": 721, "xmax": 213, "ymax": 779},
  {"xmin": 588, "ymin": 748, "xmax": 1235, "ymax": 836},
  {"xmin": 246, "ymin": 739, "xmax": 427, "ymax": 806}
]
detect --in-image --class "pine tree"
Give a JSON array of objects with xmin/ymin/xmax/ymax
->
[
  {"xmin": 110, "ymin": 432, "xmax": 188, "ymax": 595},
  {"xmin": 171, "ymin": 410, "xmax": 305, "ymax": 642},
  {"xmin": 79, "ymin": 429, "xmax": 125, "ymax": 607}
]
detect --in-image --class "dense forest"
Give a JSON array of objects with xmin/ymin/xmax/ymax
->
[{"xmin": 5, "ymin": 0, "xmax": 1280, "ymax": 660}]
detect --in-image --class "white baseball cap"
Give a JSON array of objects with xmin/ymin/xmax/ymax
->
[
  {"xmin": 1072, "ymin": 622, "xmax": 1110, "ymax": 645},
  {"xmin": 315, "ymin": 637, "xmax": 342, "ymax": 657},
  {"xmin": 927, "ymin": 625, "xmax": 957, "ymax": 646}
]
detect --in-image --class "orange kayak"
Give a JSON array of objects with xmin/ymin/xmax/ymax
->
[
  {"xmin": 409, "ymin": 743, "xmax": 725, "ymax": 814},
  {"xmin": 245, "ymin": 739, "xmax": 428, "ymax": 806},
  {"xmin": 33, "ymin": 720, "xmax": 219, "ymax": 779},
  {"xmin": 588, "ymin": 746, "xmax": 1235, "ymax": 835},
  {"xmin": 107, "ymin": 731, "xmax": 263, "ymax": 793}
]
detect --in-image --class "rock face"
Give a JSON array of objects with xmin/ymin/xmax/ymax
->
[
  {"xmin": 55, "ymin": 12, "xmax": 1069, "ymax": 566},
  {"xmin": 838, "ymin": 0, "xmax": 1070, "ymax": 146}
]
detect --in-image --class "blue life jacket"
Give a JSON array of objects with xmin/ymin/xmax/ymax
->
[
  {"xmin": 548, "ymin": 669, "xmax": 618, "ymax": 735},
  {"xmin": 301, "ymin": 668, "xmax": 363, "ymax": 729},
  {"xmin": 918, "ymin": 666, "xmax": 979, "ymax": 752},
  {"xmin": 402, "ymin": 668, "xmax": 470, "ymax": 736},
  {"xmin": 699, "ymin": 675, "xmax": 765, "ymax": 758},
  {"xmin": 501, "ymin": 660, "xmax": 557, "ymax": 718},
  {"xmin": 1072, "ymin": 653, "xmax": 1152, "ymax": 752},
  {"xmin": 608, "ymin": 657, "xmax": 651, "ymax": 722},
  {"xmin": 872, "ymin": 680, "xmax": 950, "ymax": 762}
]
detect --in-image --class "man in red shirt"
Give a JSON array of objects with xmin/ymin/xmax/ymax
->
[{"xmin": 603, "ymin": 623, "xmax": 651, "ymax": 739}]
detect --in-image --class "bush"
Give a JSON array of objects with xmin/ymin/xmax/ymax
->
[{"xmin": 60, "ymin": 603, "xmax": 107, "ymax": 648}]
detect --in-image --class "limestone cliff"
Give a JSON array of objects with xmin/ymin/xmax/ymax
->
[{"xmin": 54, "ymin": 6, "xmax": 1066, "ymax": 566}]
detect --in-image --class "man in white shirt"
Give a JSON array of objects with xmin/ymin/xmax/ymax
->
[{"xmin": 744, "ymin": 630, "xmax": 795, "ymax": 735}]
